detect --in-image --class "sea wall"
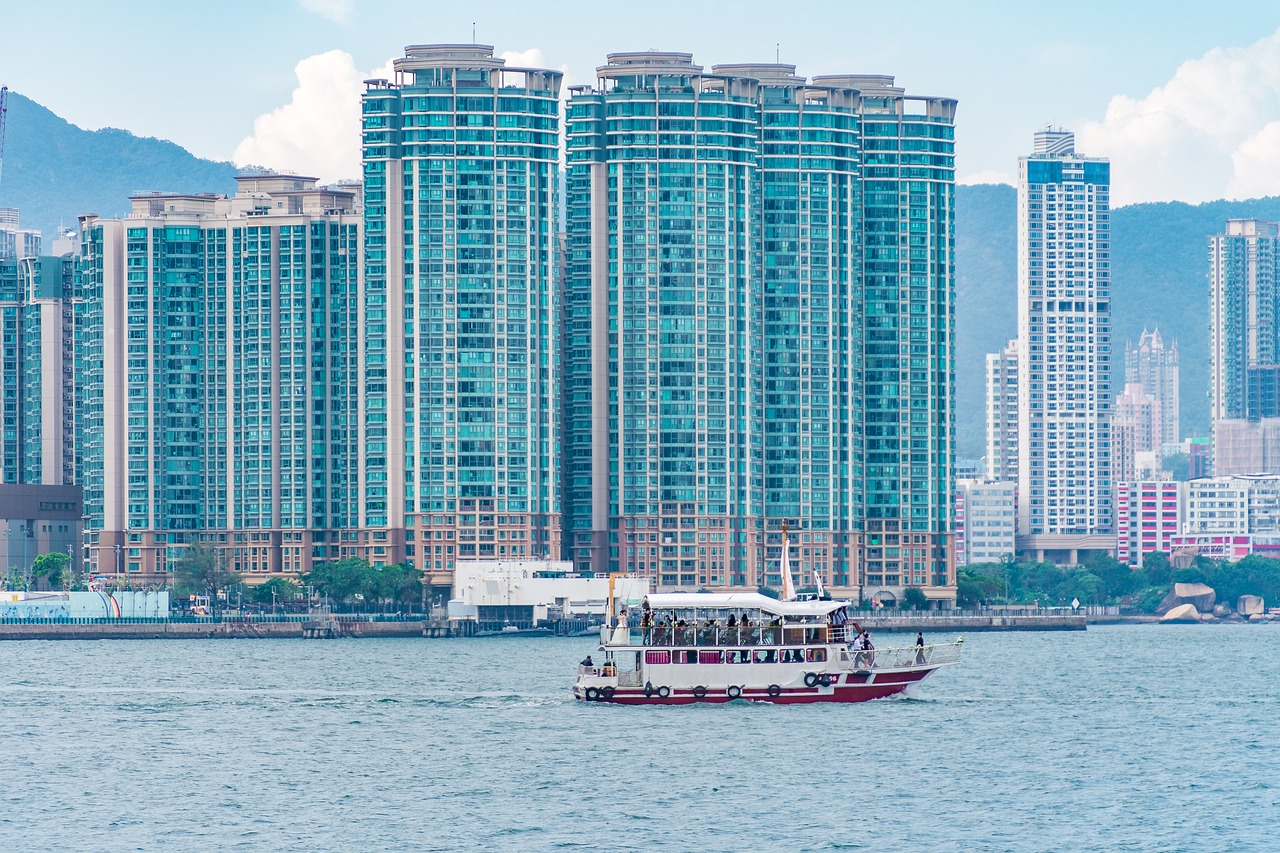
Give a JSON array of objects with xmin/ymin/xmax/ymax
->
[
  {"xmin": 854, "ymin": 614, "xmax": 1087, "ymax": 633},
  {"xmin": 0, "ymin": 619, "xmax": 427, "ymax": 641}
]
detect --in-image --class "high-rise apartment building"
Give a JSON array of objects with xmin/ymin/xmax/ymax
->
[
  {"xmin": 78, "ymin": 175, "xmax": 363, "ymax": 580},
  {"xmin": 1125, "ymin": 328, "xmax": 1178, "ymax": 450},
  {"xmin": 0, "ymin": 254, "xmax": 79, "ymax": 486},
  {"xmin": 985, "ymin": 339, "xmax": 1020, "ymax": 484},
  {"xmin": 564, "ymin": 53, "xmax": 956, "ymax": 604},
  {"xmin": 1015, "ymin": 129, "xmax": 1114, "ymax": 563},
  {"xmin": 1209, "ymin": 220, "xmax": 1280, "ymax": 423},
  {"xmin": 361, "ymin": 45, "xmax": 563, "ymax": 593}
]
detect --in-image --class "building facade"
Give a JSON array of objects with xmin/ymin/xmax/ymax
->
[
  {"xmin": 985, "ymin": 338, "xmax": 1020, "ymax": 484},
  {"xmin": 0, "ymin": 254, "xmax": 79, "ymax": 486},
  {"xmin": 361, "ymin": 45, "xmax": 564, "ymax": 594},
  {"xmin": 1125, "ymin": 327, "xmax": 1179, "ymax": 451},
  {"xmin": 955, "ymin": 479, "xmax": 1016, "ymax": 566},
  {"xmin": 1015, "ymin": 128, "xmax": 1114, "ymax": 563},
  {"xmin": 1115, "ymin": 480, "xmax": 1180, "ymax": 567},
  {"xmin": 563, "ymin": 52, "xmax": 956, "ymax": 604},
  {"xmin": 0, "ymin": 207, "xmax": 40, "ymax": 262},
  {"xmin": 1209, "ymin": 220, "xmax": 1280, "ymax": 423},
  {"xmin": 78, "ymin": 175, "xmax": 364, "ymax": 582}
]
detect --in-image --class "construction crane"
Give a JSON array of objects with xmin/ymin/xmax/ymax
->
[{"xmin": 0, "ymin": 85, "xmax": 7, "ymax": 189}]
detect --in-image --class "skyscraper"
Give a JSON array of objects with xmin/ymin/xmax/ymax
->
[
  {"xmin": 1016, "ymin": 128, "xmax": 1113, "ymax": 562},
  {"xmin": 1124, "ymin": 328, "xmax": 1179, "ymax": 451},
  {"xmin": 985, "ymin": 338, "xmax": 1020, "ymax": 485},
  {"xmin": 1209, "ymin": 220, "xmax": 1280, "ymax": 423},
  {"xmin": 563, "ymin": 53, "xmax": 763, "ymax": 588},
  {"xmin": 361, "ymin": 46, "xmax": 563, "ymax": 595},
  {"xmin": 0, "ymin": 254, "xmax": 78, "ymax": 486},
  {"xmin": 79, "ymin": 175, "xmax": 363, "ymax": 580},
  {"xmin": 564, "ymin": 53, "xmax": 956, "ymax": 603}
]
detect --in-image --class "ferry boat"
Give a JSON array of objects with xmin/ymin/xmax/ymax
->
[{"xmin": 572, "ymin": 592, "xmax": 962, "ymax": 704}]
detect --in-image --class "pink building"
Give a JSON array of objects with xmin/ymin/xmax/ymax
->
[{"xmin": 1116, "ymin": 481, "xmax": 1181, "ymax": 567}]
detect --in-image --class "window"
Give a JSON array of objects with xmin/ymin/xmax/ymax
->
[{"xmin": 644, "ymin": 650, "xmax": 670, "ymax": 665}]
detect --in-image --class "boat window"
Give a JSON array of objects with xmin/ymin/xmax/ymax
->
[
  {"xmin": 676, "ymin": 650, "xmax": 698, "ymax": 664},
  {"xmin": 806, "ymin": 648, "xmax": 827, "ymax": 663},
  {"xmin": 645, "ymin": 650, "xmax": 671, "ymax": 665},
  {"xmin": 753, "ymin": 648, "xmax": 777, "ymax": 664},
  {"xmin": 780, "ymin": 648, "xmax": 804, "ymax": 663},
  {"xmin": 698, "ymin": 650, "xmax": 723, "ymax": 665},
  {"xmin": 726, "ymin": 650, "xmax": 751, "ymax": 664}
]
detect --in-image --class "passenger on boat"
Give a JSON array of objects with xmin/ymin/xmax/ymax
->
[
  {"xmin": 915, "ymin": 632, "xmax": 926, "ymax": 664},
  {"xmin": 740, "ymin": 614, "xmax": 752, "ymax": 627},
  {"xmin": 862, "ymin": 632, "xmax": 876, "ymax": 667},
  {"xmin": 726, "ymin": 614, "xmax": 737, "ymax": 628},
  {"xmin": 580, "ymin": 655, "xmax": 594, "ymax": 669}
]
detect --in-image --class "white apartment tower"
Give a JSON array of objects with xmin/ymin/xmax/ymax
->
[
  {"xmin": 1015, "ymin": 129, "xmax": 1114, "ymax": 563},
  {"xmin": 985, "ymin": 339, "xmax": 1020, "ymax": 484}
]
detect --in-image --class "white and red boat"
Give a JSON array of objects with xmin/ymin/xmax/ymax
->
[{"xmin": 572, "ymin": 591, "xmax": 962, "ymax": 705}]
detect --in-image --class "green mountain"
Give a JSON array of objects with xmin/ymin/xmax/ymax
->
[
  {"xmin": 0, "ymin": 91, "xmax": 238, "ymax": 235},
  {"xmin": 2, "ymin": 92, "xmax": 1273, "ymax": 463},
  {"xmin": 955, "ymin": 183, "xmax": 1280, "ymax": 460}
]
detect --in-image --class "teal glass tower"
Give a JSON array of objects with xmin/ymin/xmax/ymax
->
[
  {"xmin": 565, "ymin": 55, "xmax": 956, "ymax": 602},
  {"xmin": 0, "ymin": 254, "xmax": 78, "ymax": 486},
  {"xmin": 78, "ymin": 176, "xmax": 363, "ymax": 580},
  {"xmin": 565, "ymin": 53, "xmax": 760, "ymax": 588},
  {"xmin": 362, "ymin": 46, "xmax": 563, "ymax": 591},
  {"xmin": 817, "ymin": 75, "xmax": 958, "ymax": 599}
]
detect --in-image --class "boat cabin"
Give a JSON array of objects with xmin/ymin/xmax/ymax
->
[{"xmin": 602, "ymin": 592, "xmax": 856, "ymax": 648}]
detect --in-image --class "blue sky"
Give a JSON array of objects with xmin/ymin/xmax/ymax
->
[{"xmin": 3, "ymin": 0, "xmax": 1280, "ymax": 204}]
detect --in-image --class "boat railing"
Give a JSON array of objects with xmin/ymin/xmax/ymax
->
[
  {"xmin": 851, "ymin": 642, "xmax": 964, "ymax": 670},
  {"xmin": 602, "ymin": 625, "xmax": 834, "ymax": 647}
]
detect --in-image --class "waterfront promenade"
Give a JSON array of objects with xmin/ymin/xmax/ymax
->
[{"xmin": 0, "ymin": 607, "xmax": 1103, "ymax": 640}]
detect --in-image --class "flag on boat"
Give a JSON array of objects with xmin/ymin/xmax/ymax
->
[
  {"xmin": 780, "ymin": 527, "xmax": 797, "ymax": 601},
  {"xmin": 813, "ymin": 568, "xmax": 825, "ymax": 599}
]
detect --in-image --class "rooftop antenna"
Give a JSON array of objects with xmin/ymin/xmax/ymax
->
[
  {"xmin": 776, "ymin": 44, "xmax": 780, "ymax": 64},
  {"xmin": 472, "ymin": 22, "xmax": 476, "ymax": 44}
]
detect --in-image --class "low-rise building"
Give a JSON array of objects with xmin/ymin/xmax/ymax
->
[
  {"xmin": 447, "ymin": 560, "xmax": 650, "ymax": 630},
  {"xmin": 955, "ymin": 479, "xmax": 1017, "ymax": 566},
  {"xmin": 1115, "ymin": 480, "xmax": 1181, "ymax": 567}
]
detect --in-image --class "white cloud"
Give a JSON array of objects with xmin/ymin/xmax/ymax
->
[
  {"xmin": 297, "ymin": 0, "xmax": 353, "ymax": 24},
  {"xmin": 1078, "ymin": 28, "xmax": 1280, "ymax": 205},
  {"xmin": 959, "ymin": 169, "xmax": 1014, "ymax": 187},
  {"xmin": 234, "ymin": 47, "xmax": 570, "ymax": 182},
  {"xmin": 234, "ymin": 50, "xmax": 394, "ymax": 184},
  {"xmin": 1229, "ymin": 121, "xmax": 1280, "ymax": 199}
]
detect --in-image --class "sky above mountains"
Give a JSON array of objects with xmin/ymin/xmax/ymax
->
[{"xmin": 3, "ymin": 1, "xmax": 1280, "ymax": 206}]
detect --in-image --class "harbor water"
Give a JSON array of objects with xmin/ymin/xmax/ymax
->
[{"xmin": 0, "ymin": 624, "xmax": 1275, "ymax": 851}]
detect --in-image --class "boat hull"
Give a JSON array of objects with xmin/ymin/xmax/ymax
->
[{"xmin": 574, "ymin": 666, "xmax": 937, "ymax": 705}]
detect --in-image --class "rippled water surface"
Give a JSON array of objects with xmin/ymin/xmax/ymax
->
[{"xmin": 0, "ymin": 625, "xmax": 1276, "ymax": 851}]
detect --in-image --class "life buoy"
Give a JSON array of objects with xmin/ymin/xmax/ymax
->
[
  {"xmin": 803, "ymin": 672, "xmax": 820, "ymax": 688},
  {"xmin": 726, "ymin": 685, "xmax": 742, "ymax": 699},
  {"xmin": 819, "ymin": 674, "xmax": 834, "ymax": 687},
  {"xmin": 644, "ymin": 681, "xmax": 654, "ymax": 698},
  {"xmin": 692, "ymin": 685, "xmax": 708, "ymax": 699},
  {"xmin": 585, "ymin": 687, "xmax": 600, "ymax": 701},
  {"xmin": 601, "ymin": 686, "xmax": 616, "ymax": 700},
  {"xmin": 767, "ymin": 684, "xmax": 782, "ymax": 698},
  {"xmin": 657, "ymin": 685, "xmax": 671, "ymax": 698}
]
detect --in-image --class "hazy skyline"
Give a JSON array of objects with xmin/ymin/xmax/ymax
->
[{"xmin": 2, "ymin": 1, "xmax": 1279, "ymax": 205}]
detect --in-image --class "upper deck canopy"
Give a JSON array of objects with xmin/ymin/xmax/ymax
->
[{"xmin": 644, "ymin": 592, "xmax": 850, "ymax": 619}]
